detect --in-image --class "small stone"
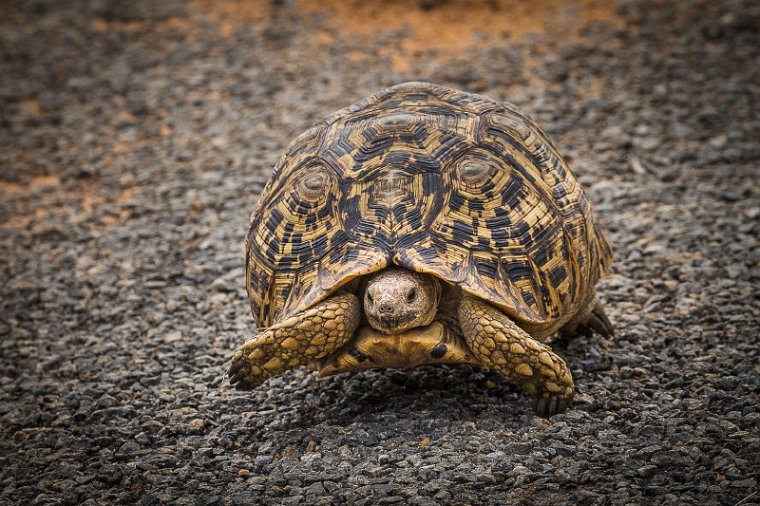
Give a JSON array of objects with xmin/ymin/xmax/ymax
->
[
  {"xmin": 637, "ymin": 465, "xmax": 658, "ymax": 478},
  {"xmin": 163, "ymin": 331, "xmax": 182, "ymax": 343}
]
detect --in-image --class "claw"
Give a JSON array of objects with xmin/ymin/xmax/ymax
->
[
  {"xmin": 589, "ymin": 303, "xmax": 614, "ymax": 337},
  {"xmin": 227, "ymin": 358, "xmax": 267, "ymax": 391},
  {"xmin": 227, "ymin": 361, "xmax": 241, "ymax": 378},
  {"xmin": 560, "ymin": 302, "xmax": 614, "ymax": 339},
  {"xmin": 231, "ymin": 378, "xmax": 254, "ymax": 391},
  {"xmin": 533, "ymin": 395, "xmax": 571, "ymax": 417},
  {"xmin": 587, "ymin": 315, "xmax": 606, "ymax": 336}
]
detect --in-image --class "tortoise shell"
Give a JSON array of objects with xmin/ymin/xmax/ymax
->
[{"xmin": 245, "ymin": 82, "xmax": 612, "ymax": 333}]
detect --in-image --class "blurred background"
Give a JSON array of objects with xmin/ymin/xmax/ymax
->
[{"xmin": 1, "ymin": 1, "xmax": 758, "ymax": 504}]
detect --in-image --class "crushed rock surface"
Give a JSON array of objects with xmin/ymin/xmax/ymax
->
[{"xmin": 1, "ymin": 0, "xmax": 758, "ymax": 504}]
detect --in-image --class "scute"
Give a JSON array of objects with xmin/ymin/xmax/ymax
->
[{"xmin": 246, "ymin": 82, "xmax": 612, "ymax": 331}]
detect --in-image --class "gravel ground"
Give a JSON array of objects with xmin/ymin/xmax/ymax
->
[{"xmin": 1, "ymin": 0, "xmax": 758, "ymax": 504}]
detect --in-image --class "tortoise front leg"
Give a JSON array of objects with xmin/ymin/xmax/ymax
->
[
  {"xmin": 458, "ymin": 295, "xmax": 575, "ymax": 416},
  {"xmin": 228, "ymin": 293, "xmax": 361, "ymax": 390}
]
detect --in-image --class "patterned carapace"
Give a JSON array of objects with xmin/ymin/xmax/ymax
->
[{"xmin": 246, "ymin": 82, "xmax": 612, "ymax": 333}]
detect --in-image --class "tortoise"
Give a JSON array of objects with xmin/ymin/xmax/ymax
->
[{"xmin": 228, "ymin": 82, "xmax": 613, "ymax": 416}]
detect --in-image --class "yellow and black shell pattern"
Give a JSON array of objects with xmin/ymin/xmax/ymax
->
[{"xmin": 246, "ymin": 82, "xmax": 612, "ymax": 333}]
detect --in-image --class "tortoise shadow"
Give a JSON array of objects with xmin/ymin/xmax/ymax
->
[{"xmin": 294, "ymin": 364, "xmax": 526, "ymax": 428}]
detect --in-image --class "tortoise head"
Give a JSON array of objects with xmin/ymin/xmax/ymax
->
[{"xmin": 362, "ymin": 268, "xmax": 441, "ymax": 334}]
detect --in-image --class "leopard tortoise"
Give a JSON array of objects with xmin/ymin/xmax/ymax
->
[{"xmin": 228, "ymin": 82, "xmax": 613, "ymax": 416}]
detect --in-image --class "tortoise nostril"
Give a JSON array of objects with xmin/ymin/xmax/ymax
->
[{"xmin": 379, "ymin": 303, "xmax": 394, "ymax": 314}]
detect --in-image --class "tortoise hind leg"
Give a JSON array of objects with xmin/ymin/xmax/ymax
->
[
  {"xmin": 228, "ymin": 293, "xmax": 361, "ymax": 390},
  {"xmin": 458, "ymin": 295, "xmax": 575, "ymax": 417},
  {"xmin": 559, "ymin": 293, "xmax": 614, "ymax": 339}
]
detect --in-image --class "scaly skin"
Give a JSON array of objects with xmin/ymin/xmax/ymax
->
[
  {"xmin": 458, "ymin": 294, "xmax": 575, "ymax": 416},
  {"xmin": 228, "ymin": 293, "xmax": 361, "ymax": 390},
  {"xmin": 559, "ymin": 292, "xmax": 615, "ymax": 339}
]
